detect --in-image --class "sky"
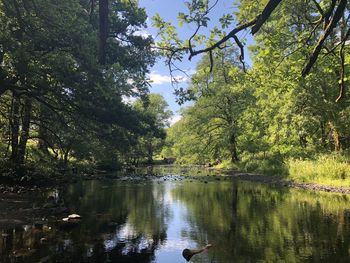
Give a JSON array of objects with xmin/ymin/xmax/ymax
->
[{"xmin": 137, "ymin": 0, "xmax": 253, "ymax": 125}]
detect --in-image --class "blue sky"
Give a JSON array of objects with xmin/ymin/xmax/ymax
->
[{"xmin": 138, "ymin": 0, "xmax": 253, "ymax": 125}]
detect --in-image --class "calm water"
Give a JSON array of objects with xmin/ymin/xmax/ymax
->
[{"xmin": 2, "ymin": 172, "xmax": 350, "ymax": 262}]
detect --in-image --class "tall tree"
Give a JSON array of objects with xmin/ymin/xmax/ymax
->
[
  {"xmin": 133, "ymin": 94, "xmax": 172, "ymax": 164},
  {"xmin": 0, "ymin": 0, "xmax": 155, "ymax": 170}
]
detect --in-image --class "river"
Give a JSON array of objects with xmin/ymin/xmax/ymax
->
[{"xmin": 1, "ymin": 167, "xmax": 350, "ymax": 262}]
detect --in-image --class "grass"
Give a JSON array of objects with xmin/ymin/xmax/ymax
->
[
  {"xmin": 215, "ymin": 153, "xmax": 350, "ymax": 188},
  {"xmin": 216, "ymin": 153, "xmax": 289, "ymax": 177},
  {"xmin": 288, "ymin": 154, "xmax": 350, "ymax": 187}
]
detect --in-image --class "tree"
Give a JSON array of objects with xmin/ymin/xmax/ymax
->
[
  {"xmin": 240, "ymin": 2, "xmax": 350, "ymax": 156},
  {"xmin": 153, "ymin": 0, "xmax": 350, "ymax": 100},
  {"xmin": 0, "ymin": 0, "xmax": 155, "ymax": 171},
  {"xmin": 163, "ymin": 48, "xmax": 252, "ymax": 164},
  {"xmin": 161, "ymin": 2, "xmax": 350, "ymax": 172},
  {"xmin": 133, "ymin": 94, "xmax": 173, "ymax": 164}
]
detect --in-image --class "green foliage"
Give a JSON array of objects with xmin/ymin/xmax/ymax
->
[
  {"xmin": 0, "ymin": 0, "xmax": 156, "ymax": 175},
  {"xmin": 161, "ymin": 0, "xmax": 350, "ymax": 186},
  {"xmin": 288, "ymin": 154, "xmax": 350, "ymax": 186},
  {"xmin": 162, "ymin": 47, "xmax": 252, "ymax": 164},
  {"xmin": 129, "ymin": 94, "xmax": 173, "ymax": 164}
]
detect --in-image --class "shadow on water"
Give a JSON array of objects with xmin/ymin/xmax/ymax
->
[
  {"xmin": 0, "ymin": 181, "xmax": 170, "ymax": 263},
  {"xmin": 1, "ymin": 168, "xmax": 350, "ymax": 262}
]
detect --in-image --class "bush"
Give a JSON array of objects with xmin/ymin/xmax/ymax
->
[{"xmin": 237, "ymin": 152, "xmax": 288, "ymax": 176}]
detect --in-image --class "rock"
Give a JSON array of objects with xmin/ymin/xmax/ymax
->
[
  {"xmin": 59, "ymin": 213, "xmax": 82, "ymax": 229},
  {"xmin": 13, "ymin": 248, "xmax": 36, "ymax": 258},
  {"xmin": 40, "ymin": 237, "xmax": 48, "ymax": 244},
  {"xmin": 68, "ymin": 214, "xmax": 81, "ymax": 219}
]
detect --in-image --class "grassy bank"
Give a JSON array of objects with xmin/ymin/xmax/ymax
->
[
  {"xmin": 288, "ymin": 155, "xmax": 350, "ymax": 187},
  {"xmin": 216, "ymin": 153, "xmax": 350, "ymax": 188}
]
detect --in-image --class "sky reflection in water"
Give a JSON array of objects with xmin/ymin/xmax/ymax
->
[{"xmin": 1, "ymin": 175, "xmax": 350, "ymax": 262}]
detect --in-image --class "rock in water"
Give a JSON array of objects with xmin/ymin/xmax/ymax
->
[
  {"xmin": 13, "ymin": 248, "xmax": 36, "ymax": 258},
  {"xmin": 59, "ymin": 214, "xmax": 81, "ymax": 230},
  {"xmin": 68, "ymin": 214, "xmax": 81, "ymax": 219}
]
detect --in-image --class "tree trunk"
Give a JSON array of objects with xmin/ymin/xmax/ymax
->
[
  {"xmin": 329, "ymin": 122, "xmax": 341, "ymax": 151},
  {"xmin": 99, "ymin": 0, "xmax": 109, "ymax": 64},
  {"xmin": 63, "ymin": 149, "xmax": 70, "ymax": 169},
  {"xmin": 10, "ymin": 94, "xmax": 20, "ymax": 163},
  {"xmin": 38, "ymin": 105, "xmax": 50, "ymax": 154},
  {"xmin": 320, "ymin": 120, "xmax": 327, "ymax": 148},
  {"xmin": 38, "ymin": 124, "xmax": 49, "ymax": 154},
  {"xmin": 147, "ymin": 140, "xmax": 153, "ymax": 164},
  {"xmin": 17, "ymin": 97, "xmax": 32, "ymax": 164},
  {"xmin": 229, "ymin": 132, "xmax": 239, "ymax": 163}
]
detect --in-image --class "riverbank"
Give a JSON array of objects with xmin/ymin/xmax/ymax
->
[
  {"xmin": 214, "ymin": 169, "xmax": 350, "ymax": 194},
  {"xmin": 149, "ymin": 165, "xmax": 350, "ymax": 194},
  {"xmin": 0, "ymin": 184, "xmax": 58, "ymax": 228}
]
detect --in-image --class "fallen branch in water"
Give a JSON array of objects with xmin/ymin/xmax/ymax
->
[{"xmin": 182, "ymin": 244, "xmax": 213, "ymax": 261}]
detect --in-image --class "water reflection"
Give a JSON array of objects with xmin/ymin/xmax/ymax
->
[
  {"xmin": 172, "ymin": 181, "xmax": 350, "ymax": 262},
  {"xmin": 1, "ymin": 176, "xmax": 350, "ymax": 262}
]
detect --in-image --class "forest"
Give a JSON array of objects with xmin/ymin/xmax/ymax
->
[
  {"xmin": 0, "ymin": 0, "xmax": 350, "ymax": 187},
  {"xmin": 0, "ymin": 0, "xmax": 173, "ymax": 181},
  {"xmin": 2, "ymin": 0, "xmax": 350, "ymax": 262},
  {"xmin": 158, "ymin": 0, "xmax": 350, "ymax": 186}
]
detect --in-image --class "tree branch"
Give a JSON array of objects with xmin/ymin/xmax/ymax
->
[
  {"xmin": 302, "ymin": 0, "xmax": 347, "ymax": 77},
  {"xmin": 336, "ymin": 26, "xmax": 350, "ymax": 102},
  {"xmin": 188, "ymin": 18, "xmax": 257, "ymax": 60},
  {"xmin": 251, "ymin": 0, "xmax": 283, "ymax": 34},
  {"xmin": 232, "ymin": 35, "xmax": 246, "ymax": 72},
  {"xmin": 310, "ymin": 0, "xmax": 325, "ymax": 17}
]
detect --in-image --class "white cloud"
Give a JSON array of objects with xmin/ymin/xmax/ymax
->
[
  {"xmin": 168, "ymin": 115, "xmax": 182, "ymax": 126},
  {"xmin": 149, "ymin": 72, "xmax": 188, "ymax": 85},
  {"xmin": 122, "ymin": 95, "xmax": 137, "ymax": 105},
  {"xmin": 133, "ymin": 30, "xmax": 152, "ymax": 39},
  {"xmin": 187, "ymin": 68, "xmax": 197, "ymax": 75},
  {"xmin": 149, "ymin": 73, "xmax": 172, "ymax": 85}
]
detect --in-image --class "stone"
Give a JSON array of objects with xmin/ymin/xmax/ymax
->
[
  {"xmin": 68, "ymin": 214, "xmax": 81, "ymax": 219},
  {"xmin": 40, "ymin": 237, "xmax": 48, "ymax": 244}
]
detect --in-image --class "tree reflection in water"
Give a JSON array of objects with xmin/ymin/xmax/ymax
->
[
  {"xmin": 171, "ymin": 180, "xmax": 350, "ymax": 262},
  {"xmin": 2, "ymin": 178, "xmax": 350, "ymax": 262},
  {"xmin": 0, "ymin": 180, "xmax": 170, "ymax": 263}
]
